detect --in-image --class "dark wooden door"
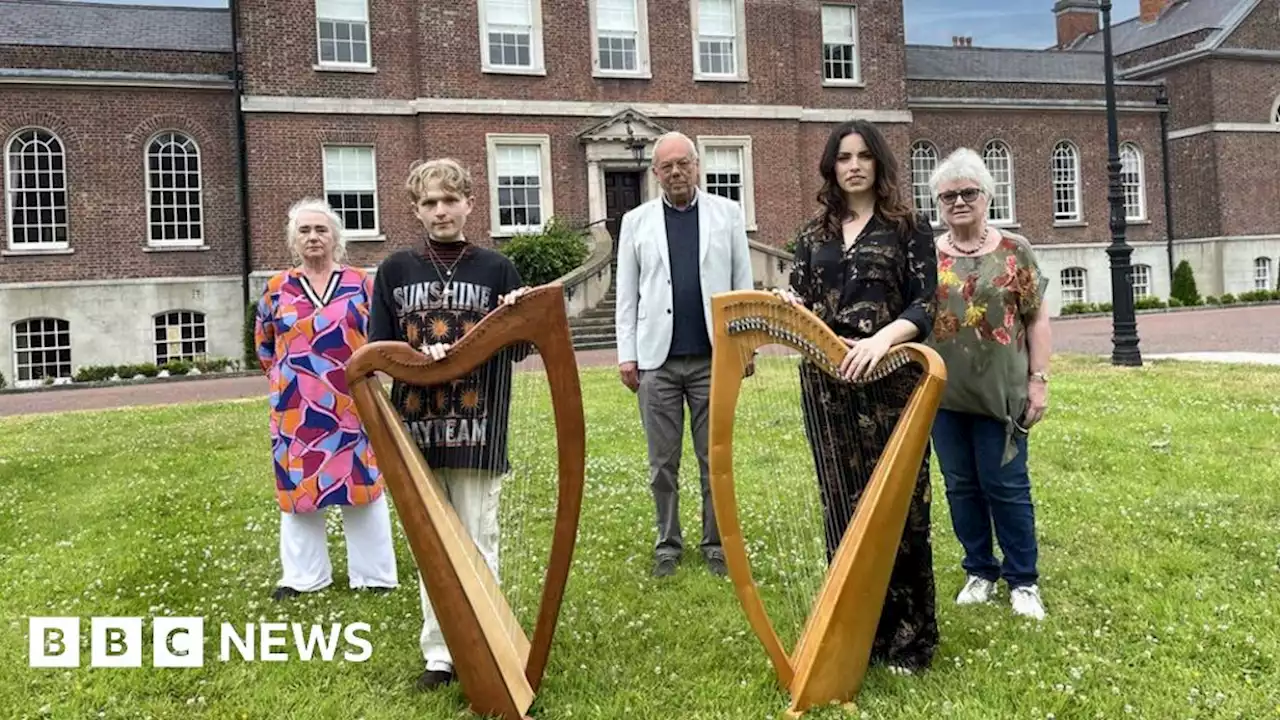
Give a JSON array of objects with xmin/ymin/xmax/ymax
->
[{"xmin": 604, "ymin": 171, "xmax": 643, "ymax": 254}]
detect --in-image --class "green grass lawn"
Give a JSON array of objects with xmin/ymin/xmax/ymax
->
[{"xmin": 1, "ymin": 354, "xmax": 1278, "ymax": 720}]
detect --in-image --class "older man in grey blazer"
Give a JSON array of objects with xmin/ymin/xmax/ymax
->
[{"xmin": 615, "ymin": 131, "xmax": 754, "ymax": 578}]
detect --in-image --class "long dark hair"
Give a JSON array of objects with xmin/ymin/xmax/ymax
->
[{"xmin": 815, "ymin": 119, "xmax": 918, "ymax": 239}]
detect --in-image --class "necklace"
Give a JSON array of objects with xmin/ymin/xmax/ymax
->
[
  {"xmin": 424, "ymin": 238, "xmax": 468, "ymax": 299},
  {"xmin": 948, "ymin": 227, "xmax": 988, "ymax": 256}
]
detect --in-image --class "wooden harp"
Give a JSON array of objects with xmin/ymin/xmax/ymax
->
[
  {"xmin": 345, "ymin": 284, "xmax": 585, "ymax": 720},
  {"xmin": 707, "ymin": 290, "xmax": 946, "ymax": 717}
]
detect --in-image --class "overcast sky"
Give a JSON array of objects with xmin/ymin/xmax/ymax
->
[{"xmin": 78, "ymin": 0, "xmax": 1146, "ymax": 50}]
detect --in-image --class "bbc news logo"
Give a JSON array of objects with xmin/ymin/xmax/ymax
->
[{"xmin": 28, "ymin": 617, "xmax": 373, "ymax": 668}]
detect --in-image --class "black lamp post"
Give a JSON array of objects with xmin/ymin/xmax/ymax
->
[
  {"xmin": 624, "ymin": 118, "xmax": 648, "ymax": 163},
  {"xmin": 1101, "ymin": 0, "xmax": 1143, "ymax": 366}
]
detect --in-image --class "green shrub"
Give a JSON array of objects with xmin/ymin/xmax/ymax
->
[
  {"xmin": 499, "ymin": 216, "xmax": 590, "ymax": 287},
  {"xmin": 1238, "ymin": 289, "xmax": 1273, "ymax": 303},
  {"xmin": 1168, "ymin": 297, "xmax": 1184, "ymax": 308},
  {"xmin": 1134, "ymin": 296, "xmax": 1167, "ymax": 310},
  {"xmin": 1220, "ymin": 293, "xmax": 1237, "ymax": 305},
  {"xmin": 1205, "ymin": 296, "xmax": 1220, "ymax": 305},
  {"xmin": 73, "ymin": 365, "xmax": 117, "ymax": 383},
  {"xmin": 1271, "ymin": 290, "xmax": 1280, "ymax": 301},
  {"xmin": 1170, "ymin": 260, "xmax": 1200, "ymax": 306},
  {"xmin": 162, "ymin": 360, "xmax": 192, "ymax": 376},
  {"xmin": 1060, "ymin": 302, "xmax": 1099, "ymax": 315},
  {"xmin": 0, "ymin": 370, "xmax": 6, "ymax": 390},
  {"xmin": 1098, "ymin": 302, "xmax": 1113, "ymax": 313},
  {"xmin": 195, "ymin": 357, "xmax": 232, "ymax": 373}
]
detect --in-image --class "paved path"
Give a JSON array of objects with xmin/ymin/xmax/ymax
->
[{"xmin": 3, "ymin": 306, "xmax": 1277, "ymax": 418}]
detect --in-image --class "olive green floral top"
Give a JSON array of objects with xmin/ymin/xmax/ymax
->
[{"xmin": 928, "ymin": 231, "xmax": 1048, "ymax": 464}]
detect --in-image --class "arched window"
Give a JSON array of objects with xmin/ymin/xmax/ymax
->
[
  {"xmin": 5, "ymin": 128, "xmax": 68, "ymax": 249},
  {"xmin": 1255, "ymin": 257, "xmax": 1274, "ymax": 291},
  {"xmin": 983, "ymin": 140, "xmax": 1015, "ymax": 223},
  {"xmin": 1060, "ymin": 267, "xmax": 1087, "ymax": 305},
  {"xmin": 146, "ymin": 132, "xmax": 204, "ymax": 245},
  {"xmin": 1131, "ymin": 263, "xmax": 1152, "ymax": 299},
  {"xmin": 1051, "ymin": 141, "xmax": 1081, "ymax": 223},
  {"xmin": 13, "ymin": 317, "xmax": 71, "ymax": 386},
  {"xmin": 1120, "ymin": 143, "xmax": 1146, "ymax": 222},
  {"xmin": 909, "ymin": 141, "xmax": 938, "ymax": 223},
  {"xmin": 154, "ymin": 310, "xmax": 208, "ymax": 364}
]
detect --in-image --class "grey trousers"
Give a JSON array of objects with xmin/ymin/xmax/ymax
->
[{"xmin": 638, "ymin": 354, "xmax": 721, "ymax": 560}]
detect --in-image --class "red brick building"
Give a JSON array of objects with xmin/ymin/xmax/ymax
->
[{"xmin": 0, "ymin": 0, "xmax": 1276, "ymax": 386}]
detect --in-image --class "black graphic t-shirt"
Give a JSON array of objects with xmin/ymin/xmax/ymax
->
[{"xmin": 368, "ymin": 242, "xmax": 526, "ymax": 474}]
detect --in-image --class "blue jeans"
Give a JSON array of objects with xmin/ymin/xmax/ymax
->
[{"xmin": 931, "ymin": 409, "xmax": 1039, "ymax": 588}]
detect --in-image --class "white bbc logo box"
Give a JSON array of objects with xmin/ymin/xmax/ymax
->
[{"xmin": 29, "ymin": 617, "xmax": 204, "ymax": 668}]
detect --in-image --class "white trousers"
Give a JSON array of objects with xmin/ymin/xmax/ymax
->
[
  {"xmin": 279, "ymin": 493, "xmax": 399, "ymax": 592},
  {"xmin": 419, "ymin": 468, "xmax": 504, "ymax": 672}
]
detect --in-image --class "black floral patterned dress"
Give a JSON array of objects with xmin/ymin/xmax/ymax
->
[{"xmin": 788, "ymin": 212, "xmax": 940, "ymax": 671}]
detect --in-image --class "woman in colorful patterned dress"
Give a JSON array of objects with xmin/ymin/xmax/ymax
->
[
  {"xmin": 926, "ymin": 148, "xmax": 1052, "ymax": 621},
  {"xmin": 254, "ymin": 198, "xmax": 398, "ymax": 601},
  {"xmin": 775, "ymin": 119, "xmax": 940, "ymax": 674}
]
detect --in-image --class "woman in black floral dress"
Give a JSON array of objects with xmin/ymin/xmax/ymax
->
[{"xmin": 776, "ymin": 120, "xmax": 940, "ymax": 673}]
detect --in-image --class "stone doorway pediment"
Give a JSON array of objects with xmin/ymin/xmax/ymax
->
[{"xmin": 577, "ymin": 108, "xmax": 669, "ymax": 149}]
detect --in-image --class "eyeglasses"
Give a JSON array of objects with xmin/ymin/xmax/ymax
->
[{"xmin": 937, "ymin": 188, "xmax": 983, "ymax": 206}]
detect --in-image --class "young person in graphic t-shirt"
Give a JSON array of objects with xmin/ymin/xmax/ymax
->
[{"xmin": 368, "ymin": 157, "xmax": 530, "ymax": 692}]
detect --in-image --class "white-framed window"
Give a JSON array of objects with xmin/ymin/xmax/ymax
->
[
  {"xmin": 821, "ymin": 4, "xmax": 859, "ymax": 85},
  {"xmin": 1255, "ymin": 257, "xmax": 1273, "ymax": 291},
  {"xmin": 983, "ymin": 140, "xmax": 1015, "ymax": 224},
  {"xmin": 486, "ymin": 134, "xmax": 553, "ymax": 236},
  {"xmin": 146, "ymin": 131, "xmax": 203, "ymax": 246},
  {"xmin": 5, "ymin": 128, "xmax": 69, "ymax": 250},
  {"xmin": 479, "ymin": 0, "xmax": 545, "ymax": 74},
  {"xmin": 315, "ymin": 0, "xmax": 370, "ymax": 67},
  {"xmin": 909, "ymin": 141, "xmax": 938, "ymax": 224},
  {"xmin": 322, "ymin": 145, "xmax": 379, "ymax": 236},
  {"xmin": 155, "ymin": 310, "xmax": 208, "ymax": 365},
  {"xmin": 1052, "ymin": 141, "xmax": 1082, "ymax": 223},
  {"xmin": 1131, "ymin": 263, "xmax": 1152, "ymax": 299},
  {"xmin": 696, "ymin": 136, "xmax": 756, "ymax": 230},
  {"xmin": 1061, "ymin": 267, "xmax": 1087, "ymax": 305},
  {"xmin": 13, "ymin": 317, "xmax": 71, "ymax": 386},
  {"xmin": 591, "ymin": 0, "xmax": 649, "ymax": 76},
  {"xmin": 691, "ymin": 0, "xmax": 747, "ymax": 80},
  {"xmin": 1120, "ymin": 142, "xmax": 1146, "ymax": 222}
]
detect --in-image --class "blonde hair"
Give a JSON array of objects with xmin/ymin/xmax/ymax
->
[
  {"xmin": 284, "ymin": 197, "xmax": 346, "ymax": 265},
  {"xmin": 406, "ymin": 158, "xmax": 473, "ymax": 203}
]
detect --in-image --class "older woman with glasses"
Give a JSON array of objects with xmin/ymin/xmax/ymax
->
[{"xmin": 926, "ymin": 148, "xmax": 1052, "ymax": 621}]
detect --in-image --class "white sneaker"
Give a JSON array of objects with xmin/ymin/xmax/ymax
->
[
  {"xmin": 1010, "ymin": 584, "xmax": 1046, "ymax": 620},
  {"xmin": 955, "ymin": 575, "xmax": 996, "ymax": 605}
]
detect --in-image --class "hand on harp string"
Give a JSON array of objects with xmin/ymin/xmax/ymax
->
[{"xmin": 838, "ymin": 334, "xmax": 892, "ymax": 383}]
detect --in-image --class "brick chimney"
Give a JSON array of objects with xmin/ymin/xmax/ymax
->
[
  {"xmin": 1053, "ymin": 0, "xmax": 1099, "ymax": 49},
  {"xmin": 1140, "ymin": 0, "xmax": 1171, "ymax": 23}
]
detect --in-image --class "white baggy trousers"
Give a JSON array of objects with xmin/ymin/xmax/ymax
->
[
  {"xmin": 419, "ymin": 468, "xmax": 504, "ymax": 672},
  {"xmin": 278, "ymin": 493, "xmax": 399, "ymax": 592}
]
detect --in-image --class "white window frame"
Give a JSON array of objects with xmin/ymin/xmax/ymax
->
[
  {"xmin": 12, "ymin": 317, "xmax": 71, "ymax": 388},
  {"xmin": 1131, "ymin": 263, "xmax": 1152, "ymax": 299},
  {"xmin": 154, "ymin": 310, "xmax": 209, "ymax": 365},
  {"xmin": 145, "ymin": 131, "xmax": 204, "ymax": 248},
  {"xmin": 590, "ymin": 0, "xmax": 650, "ymax": 78},
  {"xmin": 486, "ymin": 134, "xmax": 554, "ymax": 237},
  {"xmin": 1061, "ymin": 267, "xmax": 1087, "ymax": 305},
  {"xmin": 5, "ymin": 127, "xmax": 69, "ymax": 252},
  {"xmin": 314, "ymin": 0, "xmax": 372, "ymax": 70},
  {"xmin": 322, "ymin": 144, "xmax": 380, "ymax": 238},
  {"xmin": 820, "ymin": 4, "xmax": 860, "ymax": 86},
  {"xmin": 983, "ymin": 140, "xmax": 1016, "ymax": 225},
  {"xmin": 909, "ymin": 141, "xmax": 938, "ymax": 225},
  {"xmin": 479, "ymin": 0, "xmax": 546, "ymax": 75},
  {"xmin": 1052, "ymin": 141, "xmax": 1082, "ymax": 223},
  {"xmin": 1120, "ymin": 142, "xmax": 1146, "ymax": 222},
  {"xmin": 696, "ymin": 135, "xmax": 756, "ymax": 231},
  {"xmin": 690, "ymin": 0, "xmax": 748, "ymax": 82},
  {"xmin": 1254, "ymin": 257, "xmax": 1273, "ymax": 291}
]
